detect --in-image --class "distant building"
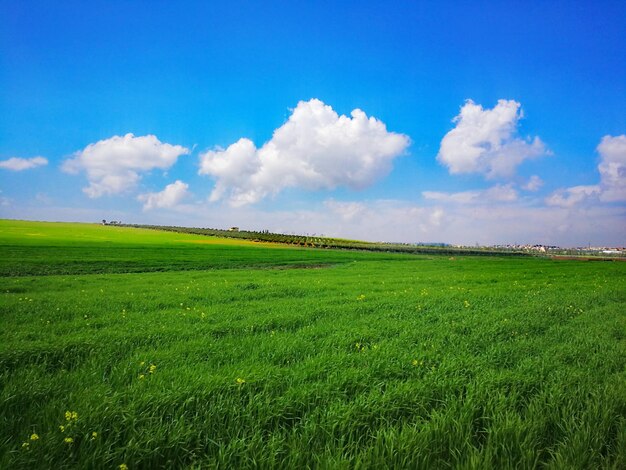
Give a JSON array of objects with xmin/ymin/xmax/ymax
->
[{"xmin": 229, "ymin": 227, "xmax": 240, "ymax": 232}]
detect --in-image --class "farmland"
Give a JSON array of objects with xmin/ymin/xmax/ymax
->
[{"xmin": 1, "ymin": 220, "xmax": 625, "ymax": 469}]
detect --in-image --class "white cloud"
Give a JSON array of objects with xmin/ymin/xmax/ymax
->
[
  {"xmin": 323, "ymin": 199, "xmax": 368, "ymax": 221},
  {"xmin": 228, "ymin": 198, "xmax": 622, "ymax": 246},
  {"xmin": 4, "ymin": 194, "xmax": 624, "ymax": 247},
  {"xmin": 546, "ymin": 134, "xmax": 626, "ymax": 207},
  {"xmin": 545, "ymin": 185, "xmax": 601, "ymax": 208},
  {"xmin": 522, "ymin": 175, "xmax": 544, "ymax": 191},
  {"xmin": 438, "ymin": 99, "xmax": 547, "ymax": 179},
  {"xmin": 137, "ymin": 180, "xmax": 190, "ymax": 210},
  {"xmin": 62, "ymin": 133, "xmax": 189, "ymax": 198},
  {"xmin": 422, "ymin": 184, "xmax": 518, "ymax": 204},
  {"xmin": 308, "ymin": 198, "xmax": 623, "ymax": 247},
  {"xmin": 198, "ymin": 99, "xmax": 410, "ymax": 206},
  {"xmin": 597, "ymin": 134, "xmax": 626, "ymax": 202},
  {"xmin": 322, "ymin": 199, "xmax": 444, "ymax": 240},
  {"xmin": 0, "ymin": 156, "xmax": 48, "ymax": 171},
  {"xmin": 429, "ymin": 203, "xmax": 625, "ymax": 246}
]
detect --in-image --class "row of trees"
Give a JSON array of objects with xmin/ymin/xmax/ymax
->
[{"xmin": 122, "ymin": 224, "xmax": 529, "ymax": 257}]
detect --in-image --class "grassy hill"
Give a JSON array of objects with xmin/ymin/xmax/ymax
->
[{"xmin": 1, "ymin": 220, "xmax": 625, "ymax": 468}]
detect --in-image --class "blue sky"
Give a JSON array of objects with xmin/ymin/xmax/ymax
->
[{"xmin": 1, "ymin": 1, "xmax": 625, "ymax": 245}]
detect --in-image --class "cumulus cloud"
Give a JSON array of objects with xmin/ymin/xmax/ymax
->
[
  {"xmin": 62, "ymin": 133, "xmax": 189, "ymax": 198},
  {"xmin": 137, "ymin": 180, "xmax": 190, "ymax": 210},
  {"xmin": 522, "ymin": 175, "xmax": 544, "ymax": 191},
  {"xmin": 422, "ymin": 184, "xmax": 518, "ymax": 204},
  {"xmin": 438, "ymin": 99, "xmax": 547, "ymax": 179},
  {"xmin": 597, "ymin": 135, "xmax": 626, "ymax": 202},
  {"xmin": 546, "ymin": 134, "xmax": 626, "ymax": 207},
  {"xmin": 0, "ymin": 156, "xmax": 48, "ymax": 171},
  {"xmin": 198, "ymin": 99, "xmax": 410, "ymax": 206}
]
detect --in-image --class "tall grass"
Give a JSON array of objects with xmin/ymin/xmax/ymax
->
[{"xmin": 1, "ymin": 220, "xmax": 625, "ymax": 468}]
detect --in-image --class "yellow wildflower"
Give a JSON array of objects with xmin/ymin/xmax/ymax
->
[
  {"xmin": 236, "ymin": 377, "xmax": 246, "ymax": 384},
  {"xmin": 91, "ymin": 432, "xmax": 98, "ymax": 440},
  {"xmin": 119, "ymin": 464, "xmax": 129, "ymax": 470},
  {"xmin": 149, "ymin": 364, "xmax": 156, "ymax": 374},
  {"xmin": 139, "ymin": 374, "xmax": 145, "ymax": 380},
  {"xmin": 22, "ymin": 442, "xmax": 29, "ymax": 448},
  {"xmin": 412, "ymin": 359, "xmax": 418, "ymax": 366},
  {"xmin": 30, "ymin": 433, "xmax": 39, "ymax": 441},
  {"xmin": 64, "ymin": 437, "xmax": 73, "ymax": 444},
  {"xmin": 59, "ymin": 425, "xmax": 65, "ymax": 432}
]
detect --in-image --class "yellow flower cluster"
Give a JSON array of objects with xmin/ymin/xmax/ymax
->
[
  {"xmin": 236, "ymin": 377, "xmax": 246, "ymax": 384},
  {"xmin": 21, "ymin": 433, "xmax": 40, "ymax": 449},
  {"xmin": 137, "ymin": 361, "xmax": 157, "ymax": 380},
  {"xmin": 355, "ymin": 342, "xmax": 378, "ymax": 352},
  {"xmin": 58, "ymin": 410, "xmax": 82, "ymax": 445}
]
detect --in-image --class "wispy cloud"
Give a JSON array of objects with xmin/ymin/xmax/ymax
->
[
  {"xmin": 545, "ymin": 185, "xmax": 601, "ymax": 208},
  {"xmin": 422, "ymin": 184, "xmax": 518, "ymax": 204},
  {"xmin": 0, "ymin": 156, "xmax": 48, "ymax": 171},
  {"xmin": 0, "ymin": 190, "xmax": 11, "ymax": 206},
  {"xmin": 522, "ymin": 175, "xmax": 544, "ymax": 192},
  {"xmin": 5, "ymin": 192, "xmax": 624, "ymax": 247}
]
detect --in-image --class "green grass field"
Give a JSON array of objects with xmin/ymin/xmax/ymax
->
[{"xmin": 1, "ymin": 220, "xmax": 625, "ymax": 469}]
